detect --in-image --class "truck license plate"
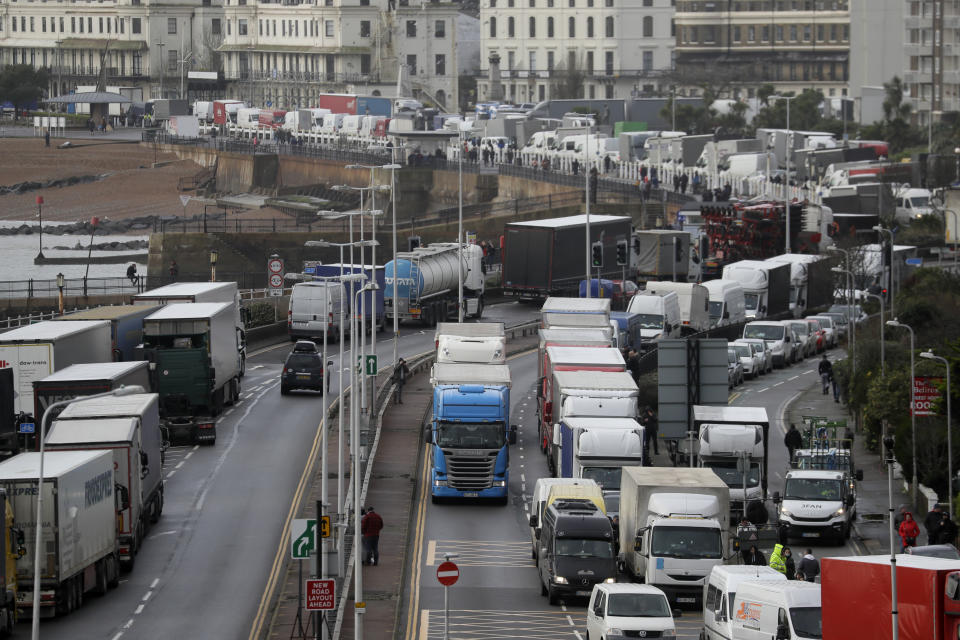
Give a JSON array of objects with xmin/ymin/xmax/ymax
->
[
  {"xmin": 463, "ymin": 492, "xmax": 478, "ymax": 497},
  {"xmin": 676, "ymin": 597, "xmax": 696, "ymax": 604},
  {"xmin": 802, "ymin": 532, "xmax": 820, "ymax": 538},
  {"xmin": 575, "ymin": 591, "xmax": 592, "ymax": 597},
  {"xmin": 297, "ymin": 374, "xmax": 311, "ymax": 379}
]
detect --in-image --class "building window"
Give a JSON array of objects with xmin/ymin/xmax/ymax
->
[
  {"xmin": 605, "ymin": 50, "xmax": 613, "ymax": 74},
  {"xmin": 546, "ymin": 16, "xmax": 553, "ymax": 37},
  {"xmin": 227, "ymin": 20, "xmax": 231, "ymax": 35},
  {"xmin": 258, "ymin": 19, "xmax": 262, "ymax": 36},
  {"xmin": 133, "ymin": 52, "xmax": 141, "ymax": 75},
  {"xmin": 605, "ymin": 0, "xmax": 612, "ymax": 6},
  {"xmin": 842, "ymin": 25, "xmax": 849, "ymax": 41},
  {"xmin": 435, "ymin": 53, "xmax": 445, "ymax": 75},
  {"xmin": 10, "ymin": 18, "xmax": 14, "ymax": 32},
  {"xmin": 605, "ymin": 16, "xmax": 613, "ymax": 37},
  {"xmin": 747, "ymin": 25, "xmax": 755, "ymax": 41},
  {"xmin": 360, "ymin": 20, "xmax": 370, "ymax": 37},
  {"xmin": 406, "ymin": 54, "xmax": 417, "ymax": 75},
  {"xmin": 703, "ymin": 25, "xmax": 715, "ymax": 43},
  {"xmin": 507, "ymin": 50, "xmax": 515, "ymax": 69},
  {"xmin": 803, "ymin": 25, "xmax": 811, "ymax": 41},
  {"xmin": 490, "ymin": 0, "xmax": 495, "ymax": 6},
  {"xmin": 776, "ymin": 25, "xmax": 783, "ymax": 41},
  {"xmin": 29, "ymin": 16, "xmax": 34, "ymax": 32},
  {"xmin": 360, "ymin": 0, "xmax": 369, "ymax": 4},
  {"xmin": 435, "ymin": 20, "xmax": 445, "ymax": 37},
  {"xmin": 761, "ymin": 25, "xmax": 769, "ymax": 41},
  {"xmin": 642, "ymin": 16, "xmax": 652, "ymax": 37},
  {"xmin": 490, "ymin": 17, "xmax": 496, "ymax": 38},
  {"xmin": 325, "ymin": 20, "xmax": 334, "ymax": 37},
  {"xmin": 167, "ymin": 18, "xmax": 176, "ymax": 34},
  {"xmin": 733, "ymin": 26, "xmax": 740, "ymax": 42},
  {"xmin": 830, "ymin": 24, "xmax": 837, "ymax": 41},
  {"xmin": 406, "ymin": 20, "xmax": 416, "ymax": 37},
  {"xmin": 789, "ymin": 25, "xmax": 797, "ymax": 41},
  {"xmin": 508, "ymin": 16, "xmax": 514, "ymax": 37},
  {"xmin": 670, "ymin": 18, "xmax": 674, "ymax": 37},
  {"xmin": 508, "ymin": 0, "xmax": 514, "ymax": 6},
  {"xmin": 817, "ymin": 24, "xmax": 824, "ymax": 41},
  {"xmin": 547, "ymin": 50, "xmax": 554, "ymax": 70},
  {"xmin": 642, "ymin": 50, "xmax": 652, "ymax": 70},
  {"xmin": 643, "ymin": 0, "xmax": 651, "ymax": 4},
  {"xmin": 360, "ymin": 53, "xmax": 371, "ymax": 73},
  {"xmin": 586, "ymin": 50, "xmax": 593, "ymax": 72},
  {"xmin": 529, "ymin": 16, "xmax": 536, "ymax": 37},
  {"xmin": 568, "ymin": 0, "xmax": 574, "ymax": 6},
  {"xmin": 568, "ymin": 16, "xmax": 575, "ymax": 37},
  {"xmin": 587, "ymin": 16, "xmax": 593, "ymax": 37},
  {"xmin": 239, "ymin": 19, "xmax": 247, "ymax": 35},
  {"xmin": 529, "ymin": 50, "xmax": 536, "ymax": 70},
  {"xmin": 282, "ymin": 21, "xmax": 286, "ymax": 36},
  {"xmin": 530, "ymin": 0, "xmax": 535, "ymax": 5},
  {"xmin": 42, "ymin": 17, "xmax": 46, "ymax": 32},
  {"xmin": 168, "ymin": 50, "xmax": 177, "ymax": 71}
]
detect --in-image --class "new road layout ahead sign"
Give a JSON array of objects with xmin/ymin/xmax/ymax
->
[{"xmin": 305, "ymin": 579, "xmax": 336, "ymax": 611}]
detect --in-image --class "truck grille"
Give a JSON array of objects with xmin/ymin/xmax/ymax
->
[
  {"xmin": 792, "ymin": 514, "xmax": 833, "ymax": 522},
  {"xmin": 444, "ymin": 450, "xmax": 497, "ymax": 490}
]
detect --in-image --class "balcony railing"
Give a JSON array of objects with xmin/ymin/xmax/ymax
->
[{"xmin": 235, "ymin": 70, "xmax": 380, "ymax": 84}]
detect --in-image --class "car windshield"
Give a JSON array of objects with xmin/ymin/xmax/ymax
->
[
  {"xmin": 650, "ymin": 526, "xmax": 722, "ymax": 559},
  {"xmin": 286, "ymin": 354, "xmax": 322, "ymax": 370},
  {"xmin": 909, "ymin": 545, "xmax": 960, "ymax": 559},
  {"xmin": 582, "ymin": 467, "xmax": 622, "ymax": 491},
  {"xmin": 744, "ymin": 293, "xmax": 759, "ymax": 310},
  {"xmin": 704, "ymin": 461, "xmax": 761, "ymax": 488},
  {"xmin": 814, "ymin": 317, "xmax": 833, "ymax": 329},
  {"xmin": 634, "ymin": 314, "xmax": 664, "ymax": 329},
  {"xmin": 607, "ymin": 593, "xmax": 672, "ymax": 618},
  {"xmin": 910, "ymin": 196, "xmax": 930, "ymax": 207},
  {"xmin": 784, "ymin": 478, "xmax": 842, "ymax": 501},
  {"xmin": 708, "ymin": 301, "xmax": 723, "ymax": 318},
  {"xmin": 790, "ymin": 323, "xmax": 808, "ymax": 336},
  {"xmin": 796, "ymin": 453, "xmax": 852, "ymax": 473},
  {"xmin": 743, "ymin": 325, "xmax": 784, "ymax": 340},
  {"xmin": 734, "ymin": 345, "xmax": 752, "ymax": 358},
  {"xmin": 436, "ymin": 422, "xmax": 505, "ymax": 449},
  {"xmin": 728, "ymin": 350, "xmax": 738, "ymax": 364},
  {"xmin": 555, "ymin": 538, "xmax": 614, "ymax": 558},
  {"xmin": 790, "ymin": 607, "xmax": 823, "ymax": 639}
]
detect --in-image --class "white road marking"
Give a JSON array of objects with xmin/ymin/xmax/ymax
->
[
  {"xmin": 148, "ymin": 530, "xmax": 177, "ymax": 540},
  {"xmin": 111, "ymin": 633, "xmax": 124, "ymax": 640},
  {"xmin": 561, "ymin": 604, "xmax": 567, "ymax": 612},
  {"xmin": 521, "ymin": 474, "xmax": 526, "ymax": 482},
  {"xmin": 150, "ymin": 578, "xmax": 159, "ymax": 588},
  {"xmin": 773, "ymin": 381, "xmax": 785, "ymax": 387},
  {"xmin": 184, "ymin": 451, "xmax": 194, "ymax": 460},
  {"xmin": 574, "ymin": 632, "xmax": 583, "ymax": 640},
  {"xmin": 249, "ymin": 365, "xmax": 265, "ymax": 370},
  {"xmin": 165, "ymin": 470, "xmax": 177, "ymax": 479},
  {"xmin": 134, "ymin": 604, "xmax": 145, "ymax": 615},
  {"xmin": 567, "ymin": 615, "xmax": 576, "ymax": 627},
  {"xmin": 175, "ymin": 461, "xmax": 185, "ymax": 469},
  {"xmin": 124, "ymin": 619, "xmax": 134, "ymax": 629},
  {"xmin": 142, "ymin": 591, "xmax": 152, "ymax": 601},
  {"xmin": 192, "ymin": 444, "xmax": 200, "ymax": 451},
  {"xmin": 789, "ymin": 376, "xmax": 799, "ymax": 381},
  {"xmin": 757, "ymin": 388, "xmax": 769, "ymax": 393}
]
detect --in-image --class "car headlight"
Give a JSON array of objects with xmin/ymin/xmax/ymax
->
[
  {"xmin": 834, "ymin": 507, "xmax": 845, "ymax": 516},
  {"xmin": 780, "ymin": 508, "xmax": 793, "ymax": 519},
  {"xmin": 607, "ymin": 629, "xmax": 623, "ymax": 635},
  {"xmin": 662, "ymin": 630, "xmax": 676, "ymax": 637},
  {"xmin": 552, "ymin": 575, "xmax": 568, "ymax": 584},
  {"xmin": 604, "ymin": 577, "xmax": 616, "ymax": 583}
]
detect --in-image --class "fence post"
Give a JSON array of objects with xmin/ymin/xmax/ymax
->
[
  {"xmin": 28, "ymin": 279, "xmax": 33, "ymax": 300},
  {"xmin": 83, "ymin": 277, "xmax": 88, "ymax": 297}
]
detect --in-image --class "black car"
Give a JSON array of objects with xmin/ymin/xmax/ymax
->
[{"xmin": 281, "ymin": 348, "xmax": 331, "ymax": 395}]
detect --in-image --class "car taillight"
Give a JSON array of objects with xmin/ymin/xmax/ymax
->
[{"xmin": 283, "ymin": 368, "xmax": 288, "ymax": 375}]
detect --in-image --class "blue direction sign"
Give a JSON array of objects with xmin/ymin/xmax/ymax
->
[
  {"xmin": 905, "ymin": 258, "xmax": 923, "ymax": 266},
  {"xmin": 18, "ymin": 423, "xmax": 35, "ymax": 434}
]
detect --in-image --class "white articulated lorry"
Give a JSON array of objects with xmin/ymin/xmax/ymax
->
[
  {"xmin": 0, "ymin": 450, "xmax": 120, "ymax": 617},
  {"xmin": 434, "ymin": 322, "xmax": 506, "ymax": 364},
  {"xmin": 555, "ymin": 416, "xmax": 644, "ymax": 490},
  {"xmin": 619, "ymin": 467, "xmax": 730, "ymax": 607},
  {"xmin": 384, "ymin": 243, "xmax": 486, "ymax": 325},
  {"xmin": 46, "ymin": 393, "xmax": 164, "ymax": 570},
  {"xmin": 721, "ymin": 260, "xmax": 791, "ymax": 320},
  {"xmin": 693, "ymin": 405, "xmax": 770, "ymax": 521}
]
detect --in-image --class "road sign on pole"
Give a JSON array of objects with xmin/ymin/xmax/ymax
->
[
  {"xmin": 319, "ymin": 515, "xmax": 331, "ymax": 539},
  {"xmin": 291, "ymin": 518, "xmax": 317, "ymax": 559},
  {"xmin": 268, "ymin": 255, "xmax": 285, "ymax": 297},
  {"xmin": 436, "ymin": 561, "xmax": 459, "ymax": 586},
  {"xmin": 305, "ymin": 579, "xmax": 336, "ymax": 611}
]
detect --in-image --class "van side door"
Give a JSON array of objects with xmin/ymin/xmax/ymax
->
[{"xmin": 586, "ymin": 589, "xmax": 605, "ymax": 637}]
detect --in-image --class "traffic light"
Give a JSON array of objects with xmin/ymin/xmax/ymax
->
[
  {"xmin": 591, "ymin": 241, "xmax": 603, "ymax": 268},
  {"xmin": 616, "ymin": 240, "xmax": 628, "ymax": 266},
  {"xmin": 633, "ymin": 237, "xmax": 641, "ymax": 254}
]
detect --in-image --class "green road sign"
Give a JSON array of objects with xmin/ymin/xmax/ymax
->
[
  {"xmin": 357, "ymin": 354, "xmax": 378, "ymax": 376},
  {"xmin": 291, "ymin": 518, "xmax": 317, "ymax": 559}
]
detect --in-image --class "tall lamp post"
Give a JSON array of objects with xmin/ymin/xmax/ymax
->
[
  {"xmin": 774, "ymin": 94, "xmax": 799, "ymax": 254},
  {"xmin": 883, "ymin": 434, "xmax": 900, "ymax": 640},
  {"xmin": 864, "ymin": 292, "xmax": 886, "ymax": 377},
  {"xmin": 36, "ymin": 196, "xmax": 44, "ymax": 261},
  {"xmin": 31, "ymin": 385, "xmax": 146, "ymax": 640},
  {"xmin": 56, "ymin": 273, "xmax": 64, "ymax": 316},
  {"xmin": 920, "ymin": 349, "xmax": 954, "ymax": 520},
  {"xmin": 832, "ymin": 266, "xmax": 856, "ymax": 378},
  {"xmin": 873, "ymin": 225, "xmax": 896, "ymax": 317},
  {"xmin": 942, "ymin": 208, "xmax": 959, "ymax": 268},
  {"xmin": 584, "ymin": 124, "xmax": 592, "ymax": 298},
  {"xmin": 887, "ymin": 318, "xmax": 918, "ymax": 507},
  {"xmin": 209, "ymin": 249, "xmax": 218, "ymax": 282}
]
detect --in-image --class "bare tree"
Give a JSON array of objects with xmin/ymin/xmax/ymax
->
[
  {"xmin": 199, "ymin": 26, "xmax": 224, "ymax": 72},
  {"xmin": 553, "ymin": 56, "xmax": 585, "ymax": 100}
]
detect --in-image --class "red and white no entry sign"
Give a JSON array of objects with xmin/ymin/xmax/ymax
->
[{"xmin": 436, "ymin": 561, "xmax": 459, "ymax": 586}]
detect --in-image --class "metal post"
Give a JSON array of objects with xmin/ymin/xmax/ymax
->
[
  {"xmin": 888, "ymin": 320, "xmax": 918, "ymax": 507},
  {"xmin": 337, "ymin": 245, "xmax": 345, "ymax": 577},
  {"xmin": 353, "ymin": 286, "xmax": 365, "ymax": 640},
  {"xmin": 785, "ymin": 98, "xmax": 791, "ymax": 254},
  {"xmin": 458, "ymin": 131, "xmax": 464, "ymax": 322},
  {"xmin": 444, "ymin": 584, "xmax": 450, "ymax": 640},
  {"xmin": 392, "ymin": 162, "xmax": 399, "ymax": 367},
  {"xmin": 585, "ymin": 128, "xmax": 591, "ymax": 298},
  {"xmin": 886, "ymin": 435, "xmax": 900, "ymax": 640},
  {"xmin": 672, "ymin": 237, "xmax": 677, "ymax": 282},
  {"xmin": 370, "ymin": 184, "xmax": 378, "ymax": 418},
  {"xmin": 320, "ymin": 310, "xmax": 329, "ymax": 640}
]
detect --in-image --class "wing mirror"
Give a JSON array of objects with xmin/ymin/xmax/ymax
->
[
  {"xmin": 509, "ymin": 425, "xmax": 518, "ymax": 445},
  {"xmin": 845, "ymin": 494, "xmax": 855, "ymax": 507},
  {"xmin": 772, "ymin": 491, "xmax": 782, "ymax": 504},
  {"xmin": 855, "ymin": 469, "xmax": 864, "ymax": 482}
]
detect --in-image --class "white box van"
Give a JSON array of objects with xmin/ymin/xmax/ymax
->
[
  {"xmin": 288, "ymin": 281, "xmax": 346, "ymax": 340},
  {"xmin": 644, "ymin": 282, "xmax": 710, "ymax": 333},
  {"xmin": 703, "ymin": 279, "xmax": 747, "ymax": 328},
  {"xmin": 528, "ymin": 478, "xmax": 600, "ymax": 558},
  {"xmin": 742, "ymin": 321, "xmax": 791, "ymax": 368},
  {"xmin": 703, "ymin": 565, "xmax": 786, "ymax": 640},
  {"xmin": 626, "ymin": 291, "xmax": 682, "ymax": 342},
  {"xmin": 731, "ymin": 580, "xmax": 821, "ymax": 640}
]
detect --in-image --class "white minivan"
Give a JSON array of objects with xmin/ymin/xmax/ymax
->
[
  {"xmin": 731, "ymin": 580, "xmax": 821, "ymax": 640},
  {"xmin": 703, "ymin": 279, "xmax": 747, "ymax": 328},
  {"xmin": 587, "ymin": 583, "xmax": 678, "ymax": 640},
  {"xmin": 627, "ymin": 291, "xmax": 682, "ymax": 342},
  {"xmin": 288, "ymin": 281, "xmax": 346, "ymax": 340},
  {"xmin": 702, "ymin": 565, "xmax": 786, "ymax": 640},
  {"xmin": 742, "ymin": 321, "xmax": 792, "ymax": 368}
]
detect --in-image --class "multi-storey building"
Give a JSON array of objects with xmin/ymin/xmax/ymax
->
[
  {"xmin": 0, "ymin": 0, "xmax": 461, "ymax": 110},
  {"xmin": 673, "ymin": 0, "xmax": 850, "ymax": 99},
  {"xmin": 477, "ymin": 0, "xmax": 675, "ymax": 103}
]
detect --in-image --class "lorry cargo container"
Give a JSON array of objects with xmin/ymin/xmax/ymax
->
[
  {"xmin": 619, "ymin": 467, "xmax": 730, "ymax": 606},
  {"xmin": 540, "ymin": 297, "xmax": 612, "ymax": 323},
  {"xmin": 434, "ymin": 322, "xmax": 505, "ymax": 364},
  {"xmin": 258, "ymin": 110, "xmax": 286, "ymax": 128},
  {"xmin": 632, "ymin": 230, "xmax": 690, "ymax": 281},
  {"xmin": 193, "ymin": 101, "xmax": 214, "ymax": 122},
  {"xmin": 541, "ymin": 312, "xmax": 612, "ymax": 332},
  {"xmin": 316, "ymin": 94, "xmax": 359, "ymax": 115},
  {"xmin": 213, "ymin": 100, "xmax": 245, "ymax": 125},
  {"xmin": 504, "ymin": 215, "xmax": 633, "ymax": 298},
  {"xmin": 58, "ymin": 304, "xmax": 160, "ymax": 361},
  {"xmin": 608, "ymin": 311, "xmax": 644, "ymax": 350},
  {"xmin": 166, "ymin": 115, "xmax": 199, "ymax": 138},
  {"xmin": 385, "ymin": 243, "xmax": 484, "ymax": 325},
  {"xmin": 145, "ymin": 99, "xmax": 188, "ymax": 121},
  {"xmin": 0, "ymin": 451, "xmax": 120, "ymax": 616},
  {"xmin": 311, "ymin": 263, "xmax": 386, "ymax": 331},
  {"xmin": 0, "ymin": 488, "xmax": 20, "ymax": 632},
  {"xmin": 47, "ymin": 393, "xmax": 164, "ymax": 569},
  {"xmin": 0, "ymin": 321, "xmax": 113, "ymax": 416},
  {"xmin": 140, "ymin": 302, "xmax": 242, "ymax": 444},
  {"xmin": 356, "ymin": 96, "xmax": 392, "ymax": 117},
  {"xmin": 721, "ymin": 260, "xmax": 791, "ymax": 320},
  {"xmin": 644, "ymin": 281, "xmax": 710, "ymax": 333},
  {"xmin": 822, "ymin": 554, "xmax": 960, "ymax": 640},
  {"xmin": 32, "ymin": 361, "xmax": 152, "ymax": 433}
]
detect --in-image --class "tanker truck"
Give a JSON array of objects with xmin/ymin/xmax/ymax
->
[{"xmin": 384, "ymin": 243, "xmax": 485, "ymax": 325}]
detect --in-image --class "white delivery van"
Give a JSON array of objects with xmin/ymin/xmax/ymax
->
[
  {"xmin": 742, "ymin": 321, "xmax": 792, "ymax": 368},
  {"xmin": 731, "ymin": 580, "xmax": 821, "ymax": 640},
  {"xmin": 703, "ymin": 279, "xmax": 747, "ymax": 328},
  {"xmin": 626, "ymin": 291, "xmax": 682, "ymax": 342},
  {"xmin": 644, "ymin": 282, "xmax": 710, "ymax": 333},
  {"xmin": 703, "ymin": 565, "xmax": 786, "ymax": 640},
  {"xmin": 288, "ymin": 281, "xmax": 346, "ymax": 340},
  {"xmin": 894, "ymin": 187, "xmax": 934, "ymax": 223}
]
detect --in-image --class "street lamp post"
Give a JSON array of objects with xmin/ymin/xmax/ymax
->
[
  {"xmin": 832, "ymin": 266, "xmax": 856, "ymax": 378},
  {"xmin": 883, "ymin": 434, "xmax": 900, "ymax": 640},
  {"xmin": 209, "ymin": 249, "xmax": 218, "ymax": 282},
  {"xmin": 942, "ymin": 208, "xmax": 959, "ymax": 268},
  {"xmin": 873, "ymin": 225, "xmax": 896, "ymax": 317},
  {"xmin": 56, "ymin": 272, "xmax": 64, "ymax": 316},
  {"xmin": 864, "ymin": 292, "xmax": 886, "ymax": 377},
  {"xmin": 887, "ymin": 318, "xmax": 918, "ymax": 507},
  {"xmin": 584, "ymin": 124, "xmax": 592, "ymax": 298},
  {"xmin": 36, "ymin": 196, "xmax": 44, "ymax": 261},
  {"xmin": 774, "ymin": 94, "xmax": 799, "ymax": 254},
  {"xmin": 458, "ymin": 129, "xmax": 464, "ymax": 321},
  {"xmin": 921, "ymin": 349, "xmax": 953, "ymax": 520},
  {"xmin": 31, "ymin": 385, "xmax": 145, "ymax": 640}
]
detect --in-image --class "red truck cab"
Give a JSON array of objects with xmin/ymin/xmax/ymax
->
[{"xmin": 946, "ymin": 571, "xmax": 960, "ymax": 639}]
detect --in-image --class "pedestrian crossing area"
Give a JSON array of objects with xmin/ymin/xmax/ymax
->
[
  {"xmin": 426, "ymin": 539, "xmax": 534, "ymax": 568},
  {"xmin": 419, "ymin": 609, "xmax": 586, "ymax": 639}
]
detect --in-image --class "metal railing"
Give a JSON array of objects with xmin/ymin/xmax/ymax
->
[{"xmin": 0, "ymin": 273, "xmax": 278, "ymax": 301}]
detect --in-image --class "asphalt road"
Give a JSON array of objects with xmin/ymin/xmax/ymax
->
[
  {"xmin": 27, "ymin": 301, "xmax": 538, "ymax": 640},
  {"xmin": 400, "ymin": 344, "xmax": 863, "ymax": 640}
]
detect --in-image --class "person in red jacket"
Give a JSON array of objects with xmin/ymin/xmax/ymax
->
[
  {"xmin": 361, "ymin": 506, "xmax": 384, "ymax": 566},
  {"xmin": 898, "ymin": 511, "xmax": 921, "ymax": 552}
]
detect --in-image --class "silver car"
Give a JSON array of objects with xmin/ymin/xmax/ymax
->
[
  {"xmin": 787, "ymin": 320, "xmax": 815, "ymax": 359},
  {"xmin": 737, "ymin": 339, "xmax": 773, "ymax": 374}
]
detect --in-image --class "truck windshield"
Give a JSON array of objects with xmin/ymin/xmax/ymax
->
[
  {"xmin": 704, "ymin": 461, "xmax": 760, "ymax": 488},
  {"xmin": 708, "ymin": 301, "xmax": 723, "ymax": 319},
  {"xmin": 789, "ymin": 606, "xmax": 823, "ymax": 639},
  {"xmin": 633, "ymin": 314, "xmax": 664, "ymax": 330},
  {"xmin": 743, "ymin": 325, "xmax": 784, "ymax": 341},
  {"xmin": 651, "ymin": 526, "xmax": 722, "ymax": 559},
  {"xmin": 607, "ymin": 593, "xmax": 671, "ymax": 618},
  {"xmin": 555, "ymin": 538, "xmax": 614, "ymax": 559},
  {"xmin": 743, "ymin": 293, "xmax": 759, "ymax": 311},
  {"xmin": 436, "ymin": 422, "xmax": 505, "ymax": 449},
  {"xmin": 582, "ymin": 467, "xmax": 622, "ymax": 490},
  {"xmin": 784, "ymin": 478, "xmax": 841, "ymax": 501}
]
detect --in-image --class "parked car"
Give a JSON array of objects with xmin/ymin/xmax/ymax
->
[
  {"xmin": 819, "ymin": 311, "xmax": 849, "ymax": 341},
  {"xmin": 810, "ymin": 315, "xmax": 838, "ymax": 348},
  {"xmin": 586, "ymin": 583, "xmax": 679, "ymax": 640},
  {"xmin": 828, "ymin": 303, "xmax": 867, "ymax": 325},
  {"xmin": 281, "ymin": 342, "xmax": 332, "ymax": 395},
  {"xmin": 804, "ymin": 318, "xmax": 826, "ymax": 353},
  {"xmin": 730, "ymin": 342, "xmax": 760, "ymax": 379},
  {"xmin": 736, "ymin": 339, "xmax": 773, "ymax": 374},
  {"xmin": 727, "ymin": 348, "xmax": 745, "ymax": 388},
  {"xmin": 787, "ymin": 320, "xmax": 815, "ymax": 359}
]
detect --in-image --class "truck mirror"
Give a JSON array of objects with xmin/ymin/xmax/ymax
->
[
  {"xmin": 634, "ymin": 532, "xmax": 643, "ymax": 552},
  {"xmin": 529, "ymin": 514, "xmax": 538, "ymax": 528},
  {"xmin": 509, "ymin": 425, "xmax": 518, "ymax": 445},
  {"xmin": 855, "ymin": 469, "xmax": 864, "ymax": 482},
  {"xmin": 327, "ymin": 360, "xmax": 334, "ymax": 368},
  {"xmin": 776, "ymin": 623, "xmax": 790, "ymax": 640},
  {"xmin": 845, "ymin": 494, "xmax": 855, "ymax": 507},
  {"xmin": 784, "ymin": 335, "xmax": 790, "ymax": 342},
  {"xmin": 759, "ymin": 305, "xmax": 767, "ymax": 313},
  {"xmin": 552, "ymin": 424, "xmax": 561, "ymax": 446},
  {"xmin": 140, "ymin": 451, "xmax": 149, "ymax": 469},
  {"xmin": 798, "ymin": 298, "xmax": 805, "ymax": 307},
  {"xmin": 425, "ymin": 429, "xmax": 433, "ymax": 444},
  {"xmin": 723, "ymin": 310, "xmax": 730, "ymax": 319},
  {"xmin": 536, "ymin": 378, "xmax": 544, "ymax": 399},
  {"xmin": 115, "ymin": 484, "xmax": 130, "ymax": 513},
  {"xmin": 772, "ymin": 491, "xmax": 782, "ymax": 503}
]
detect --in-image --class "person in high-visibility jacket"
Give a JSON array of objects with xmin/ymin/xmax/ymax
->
[{"xmin": 769, "ymin": 543, "xmax": 787, "ymax": 575}]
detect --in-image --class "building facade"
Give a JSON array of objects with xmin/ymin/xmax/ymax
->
[
  {"xmin": 673, "ymin": 0, "xmax": 850, "ymax": 99},
  {"xmin": 477, "ymin": 0, "xmax": 675, "ymax": 103}
]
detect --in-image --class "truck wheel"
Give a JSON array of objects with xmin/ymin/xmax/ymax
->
[
  {"xmin": 74, "ymin": 575, "xmax": 83, "ymax": 610},
  {"xmin": 94, "ymin": 559, "xmax": 108, "ymax": 596},
  {"xmin": 548, "ymin": 585, "xmax": 560, "ymax": 606},
  {"xmin": 107, "ymin": 554, "xmax": 120, "ymax": 589},
  {"xmin": 474, "ymin": 298, "xmax": 484, "ymax": 319}
]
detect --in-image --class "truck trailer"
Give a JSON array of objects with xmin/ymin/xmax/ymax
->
[
  {"xmin": 385, "ymin": 243, "xmax": 485, "ymax": 325},
  {"xmin": 46, "ymin": 393, "xmax": 164, "ymax": 570},
  {"xmin": 721, "ymin": 260, "xmax": 791, "ymax": 320},
  {"xmin": 504, "ymin": 215, "xmax": 632, "ymax": 299},
  {"xmin": 58, "ymin": 304, "xmax": 160, "ymax": 361},
  {"xmin": 556, "ymin": 416, "xmax": 644, "ymax": 490},
  {"xmin": 434, "ymin": 322, "xmax": 506, "ymax": 364},
  {"xmin": 632, "ymin": 230, "xmax": 690, "ymax": 282},
  {"xmin": 140, "ymin": 303, "xmax": 242, "ymax": 444}
]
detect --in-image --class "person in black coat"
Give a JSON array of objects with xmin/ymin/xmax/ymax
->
[
  {"xmin": 925, "ymin": 504, "xmax": 943, "ymax": 544},
  {"xmin": 783, "ymin": 546, "xmax": 796, "ymax": 580},
  {"xmin": 938, "ymin": 513, "xmax": 958, "ymax": 545},
  {"xmin": 784, "ymin": 423, "xmax": 803, "ymax": 464},
  {"xmin": 742, "ymin": 545, "xmax": 766, "ymax": 566}
]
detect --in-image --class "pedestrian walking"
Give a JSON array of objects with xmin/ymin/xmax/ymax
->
[
  {"xmin": 169, "ymin": 260, "xmax": 179, "ymax": 282},
  {"xmin": 572, "ymin": 159, "xmax": 580, "ymax": 176},
  {"xmin": 783, "ymin": 547, "xmax": 796, "ymax": 580},
  {"xmin": 360, "ymin": 506, "xmax": 384, "ymax": 565},
  {"xmin": 769, "ymin": 543, "xmax": 787, "ymax": 575},
  {"xmin": 784, "ymin": 423, "xmax": 803, "ymax": 464},
  {"xmin": 924, "ymin": 504, "xmax": 943, "ymax": 544},
  {"xmin": 603, "ymin": 154, "xmax": 611, "ymax": 174},
  {"xmin": 742, "ymin": 544, "xmax": 766, "ymax": 566},
  {"xmin": 391, "ymin": 358, "xmax": 410, "ymax": 404},
  {"xmin": 126, "ymin": 263, "xmax": 139, "ymax": 287},
  {"xmin": 626, "ymin": 348, "xmax": 640, "ymax": 383},
  {"xmin": 45, "ymin": 129, "xmax": 50, "ymax": 147},
  {"xmin": 818, "ymin": 355, "xmax": 833, "ymax": 394},
  {"xmin": 673, "ymin": 174, "xmax": 681, "ymax": 192},
  {"xmin": 898, "ymin": 511, "xmax": 920, "ymax": 551},
  {"xmin": 938, "ymin": 512, "xmax": 958, "ymax": 545},
  {"xmin": 679, "ymin": 173, "xmax": 689, "ymax": 194},
  {"xmin": 894, "ymin": 505, "xmax": 909, "ymax": 549},
  {"xmin": 641, "ymin": 406, "xmax": 659, "ymax": 456},
  {"xmin": 797, "ymin": 550, "xmax": 820, "ymax": 582}
]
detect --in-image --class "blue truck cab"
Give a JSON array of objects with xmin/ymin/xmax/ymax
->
[{"xmin": 428, "ymin": 363, "xmax": 516, "ymax": 503}]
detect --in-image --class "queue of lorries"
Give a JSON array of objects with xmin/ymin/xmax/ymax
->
[{"xmin": 0, "ymin": 282, "xmax": 250, "ymax": 624}]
